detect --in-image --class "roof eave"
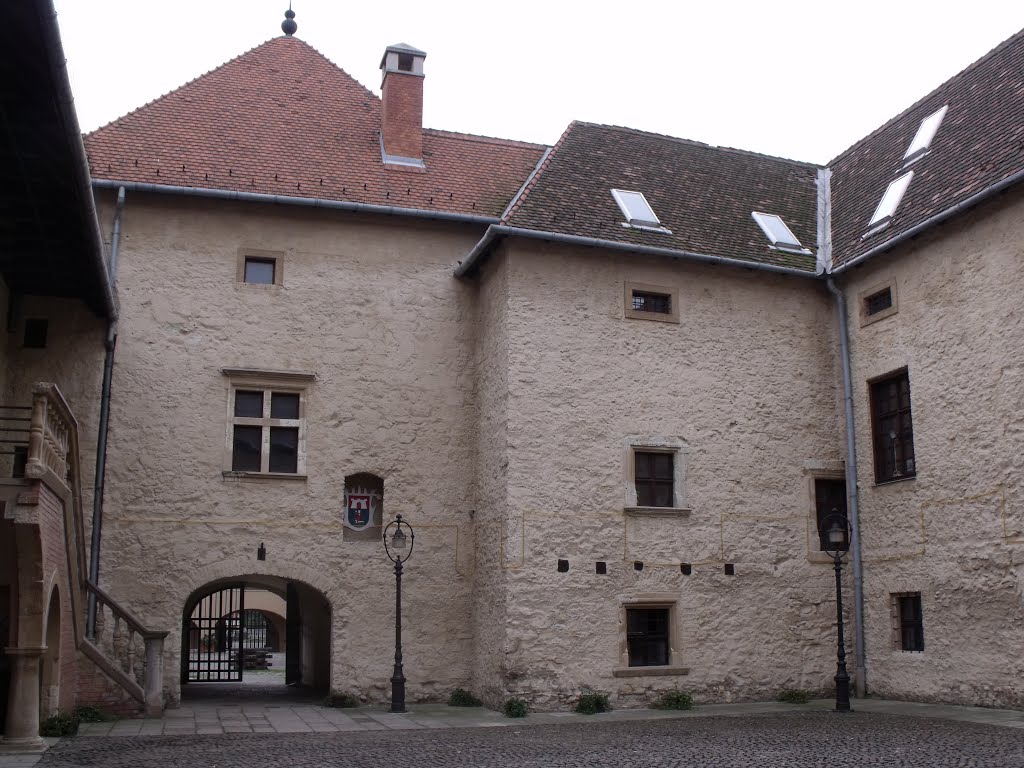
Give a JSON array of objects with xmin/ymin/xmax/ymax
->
[
  {"xmin": 455, "ymin": 226, "xmax": 818, "ymax": 279},
  {"xmin": 91, "ymin": 180, "xmax": 500, "ymax": 226},
  {"xmin": 832, "ymin": 166, "xmax": 1024, "ymax": 275}
]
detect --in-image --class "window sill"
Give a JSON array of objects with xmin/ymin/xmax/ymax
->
[
  {"xmin": 612, "ymin": 665, "xmax": 689, "ymax": 678},
  {"xmin": 624, "ymin": 506, "xmax": 691, "ymax": 518},
  {"xmin": 222, "ymin": 471, "xmax": 308, "ymax": 482},
  {"xmin": 873, "ymin": 476, "xmax": 916, "ymax": 488}
]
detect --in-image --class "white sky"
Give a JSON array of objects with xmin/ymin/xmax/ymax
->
[{"xmin": 54, "ymin": 1, "xmax": 1024, "ymax": 165}]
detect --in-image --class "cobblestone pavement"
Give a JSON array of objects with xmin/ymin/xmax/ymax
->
[{"xmin": 31, "ymin": 713, "xmax": 1024, "ymax": 767}]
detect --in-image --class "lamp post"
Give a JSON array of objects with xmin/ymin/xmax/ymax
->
[
  {"xmin": 383, "ymin": 513, "xmax": 414, "ymax": 713},
  {"xmin": 821, "ymin": 510, "xmax": 852, "ymax": 712}
]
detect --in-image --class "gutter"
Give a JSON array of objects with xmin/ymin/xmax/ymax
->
[
  {"xmin": 87, "ymin": 187, "xmax": 124, "ymax": 638},
  {"xmin": 455, "ymin": 225, "xmax": 818, "ymax": 279},
  {"xmin": 91, "ymin": 180, "xmax": 500, "ymax": 227},
  {"xmin": 832, "ymin": 166, "xmax": 1024, "ymax": 275},
  {"xmin": 38, "ymin": 0, "xmax": 117, "ymax": 320},
  {"xmin": 826, "ymin": 277, "xmax": 866, "ymax": 698}
]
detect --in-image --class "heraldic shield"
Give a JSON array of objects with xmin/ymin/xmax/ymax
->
[{"xmin": 344, "ymin": 485, "xmax": 381, "ymax": 531}]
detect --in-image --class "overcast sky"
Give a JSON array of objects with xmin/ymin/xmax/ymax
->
[{"xmin": 54, "ymin": 1, "xmax": 1024, "ymax": 165}]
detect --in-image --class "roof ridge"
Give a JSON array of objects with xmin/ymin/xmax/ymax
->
[
  {"xmin": 715, "ymin": 145, "xmax": 822, "ymax": 169},
  {"xmin": 575, "ymin": 121, "xmax": 819, "ymax": 168},
  {"xmin": 828, "ymin": 26, "xmax": 1024, "ymax": 166},
  {"xmin": 424, "ymin": 127, "xmax": 547, "ymax": 150},
  {"xmin": 86, "ymin": 36, "xmax": 379, "ymax": 137},
  {"xmin": 502, "ymin": 120, "xmax": 576, "ymax": 223}
]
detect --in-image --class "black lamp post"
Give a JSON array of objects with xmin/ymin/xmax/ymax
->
[
  {"xmin": 383, "ymin": 513, "xmax": 414, "ymax": 713},
  {"xmin": 821, "ymin": 510, "xmax": 852, "ymax": 712}
]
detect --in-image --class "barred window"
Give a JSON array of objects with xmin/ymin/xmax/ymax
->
[{"xmin": 869, "ymin": 370, "xmax": 916, "ymax": 483}]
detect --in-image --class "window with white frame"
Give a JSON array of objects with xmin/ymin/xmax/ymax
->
[
  {"xmin": 611, "ymin": 189, "xmax": 670, "ymax": 232},
  {"xmin": 223, "ymin": 369, "xmax": 313, "ymax": 476}
]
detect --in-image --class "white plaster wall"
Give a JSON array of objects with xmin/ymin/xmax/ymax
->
[
  {"xmin": 470, "ymin": 248, "xmax": 511, "ymax": 704},
  {"xmin": 839, "ymin": 187, "xmax": 1024, "ymax": 708},
  {"xmin": 483, "ymin": 242, "xmax": 847, "ymax": 708},
  {"xmin": 95, "ymin": 194, "xmax": 480, "ymax": 703}
]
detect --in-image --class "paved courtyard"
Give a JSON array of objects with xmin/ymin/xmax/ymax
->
[
  {"xmin": 21, "ymin": 710, "xmax": 1024, "ymax": 767},
  {"xmin": 1, "ymin": 697, "xmax": 1022, "ymax": 768}
]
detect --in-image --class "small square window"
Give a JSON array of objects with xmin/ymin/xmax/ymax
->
[
  {"xmin": 865, "ymin": 288, "xmax": 892, "ymax": 316},
  {"xmin": 624, "ymin": 282, "xmax": 679, "ymax": 324},
  {"xmin": 869, "ymin": 370, "xmax": 916, "ymax": 483},
  {"xmin": 23, "ymin": 318, "xmax": 48, "ymax": 349},
  {"xmin": 238, "ymin": 250, "xmax": 284, "ymax": 285},
  {"xmin": 626, "ymin": 607, "xmax": 671, "ymax": 667},
  {"xmin": 244, "ymin": 258, "xmax": 276, "ymax": 284},
  {"xmin": 892, "ymin": 592, "xmax": 924, "ymax": 651},
  {"xmin": 859, "ymin": 281, "xmax": 898, "ymax": 326},
  {"xmin": 397, "ymin": 52, "xmax": 414, "ymax": 71}
]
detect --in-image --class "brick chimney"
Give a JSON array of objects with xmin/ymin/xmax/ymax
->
[{"xmin": 379, "ymin": 43, "xmax": 427, "ymax": 166}]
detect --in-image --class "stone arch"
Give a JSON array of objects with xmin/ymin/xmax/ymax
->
[
  {"xmin": 178, "ymin": 556, "xmax": 340, "ymax": 607},
  {"xmin": 176, "ymin": 559, "xmax": 334, "ymax": 697},
  {"xmin": 39, "ymin": 587, "xmax": 60, "ymax": 718}
]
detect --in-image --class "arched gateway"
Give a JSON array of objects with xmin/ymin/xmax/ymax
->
[{"xmin": 180, "ymin": 574, "xmax": 331, "ymax": 692}]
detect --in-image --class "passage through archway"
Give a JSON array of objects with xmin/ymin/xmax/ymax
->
[{"xmin": 181, "ymin": 576, "xmax": 330, "ymax": 694}]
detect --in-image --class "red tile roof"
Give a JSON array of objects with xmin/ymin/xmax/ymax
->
[{"xmin": 84, "ymin": 36, "xmax": 546, "ymax": 218}]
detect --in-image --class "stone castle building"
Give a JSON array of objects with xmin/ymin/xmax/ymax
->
[{"xmin": 4, "ymin": 1, "xmax": 1024, "ymax": 748}]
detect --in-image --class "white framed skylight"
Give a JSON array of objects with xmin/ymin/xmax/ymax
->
[
  {"xmin": 751, "ymin": 212, "xmax": 810, "ymax": 254},
  {"xmin": 867, "ymin": 171, "xmax": 914, "ymax": 231},
  {"xmin": 611, "ymin": 189, "xmax": 663, "ymax": 229},
  {"xmin": 903, "ymin": 105, "xmax": 948, "ymax": 164}
]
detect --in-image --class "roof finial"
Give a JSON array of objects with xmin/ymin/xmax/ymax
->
[{"xmin": 281, "ymin": 3, "xmax": 297, "ymax": 36}]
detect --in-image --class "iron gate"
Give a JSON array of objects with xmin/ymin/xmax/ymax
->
[{"xmin": 185, "ymin": 585, "xmax": 245, "ymax": 682}]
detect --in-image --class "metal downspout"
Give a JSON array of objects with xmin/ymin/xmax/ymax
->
[
  {"xmin": 87, "ymin": 187, "xmax": 125, "ymax": 637},
  {"xmin": 826, "ymin": 277, "xmax": 866, "ymax": 697}
]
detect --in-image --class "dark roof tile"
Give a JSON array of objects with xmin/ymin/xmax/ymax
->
[
  {"xmin": 830, "ymin": 28, "xmax": 1024, "ymax": 267},
  {"xmin": 505, "ymin": 122, "xmax": 820, "ymax": 272}
]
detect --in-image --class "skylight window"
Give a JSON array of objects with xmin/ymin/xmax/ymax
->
[
  {"xmin": 750, "ymin": 212, "xmax": 810, "ymax": 253},
  {"xmin": 611, "ymin": 189, "xmax": 663, "ymax": 229},
  {"xmin": 903, "ymin": 105, "xmax": 948, "ymax": 164},
  {"xmin": 867, "ymin": 171, "xmax": 914, "ymax": 231}
]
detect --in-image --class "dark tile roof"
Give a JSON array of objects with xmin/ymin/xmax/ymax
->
[
  {"xmin": 830, "ymin": 28, "xmax": 1024, "ymax": 268},
  {"xmin": 504, "ymin": 122, "xmax": 820, "ymax": 272},
  {"xmin": 84, "ymin": 36, "xmax": 545, "ymax": 218}
]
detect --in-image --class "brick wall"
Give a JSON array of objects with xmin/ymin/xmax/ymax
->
[
  {"xmin": 34, "ymin": 482, "xmax": 79, "ymax": 715},
  {"xmin": 381, "ymin": 71, "xmax": 422, "ymax": 159}
]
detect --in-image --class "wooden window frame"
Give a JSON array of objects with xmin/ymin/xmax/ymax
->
[
  {"xmin": 624, "ymin": 282, "xmax": 679, "ymax": 324},
  {"xmin": 222, "ymin": 369, "xmax": 313, "ymax": 479},
  {"xmin": 869, "ymin": 369, "xmax": 916, "ymax": 484}
]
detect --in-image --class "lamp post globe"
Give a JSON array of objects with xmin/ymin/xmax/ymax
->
[
  {"xmin": 821, "ymin": 510, "xmax": 852, "ymax": 712},
  {"xmin": 383, "ymin": 514, "xmax": 414, "ymax": 713}
]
